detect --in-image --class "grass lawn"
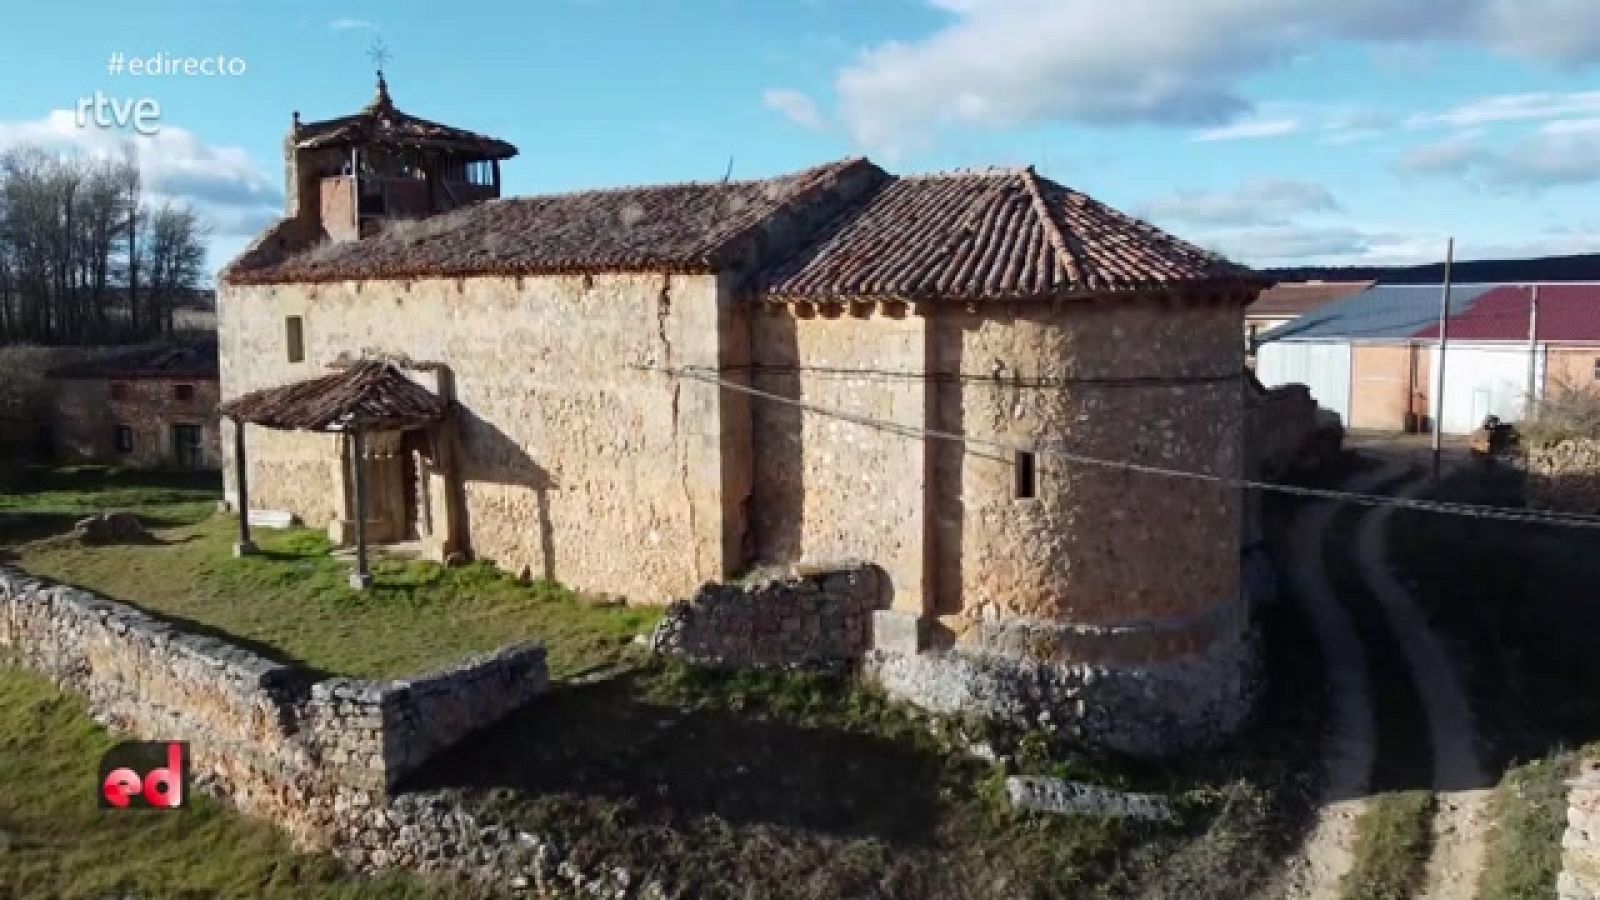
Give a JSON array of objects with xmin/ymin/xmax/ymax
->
[
  {"xmin": 1391, "ymin": 461, "xmax": 1600, "ymax": 899},
  {"xmin": 0, "ymin": 664, "xmax": 471, "ymax": 900},
  {"xmin": 2, "ymin": 465, "xmax": 658, "ymax": 680},
  {"xmin": 0, "ymin": 465, "xmax": 1327, "ymax": 898}
]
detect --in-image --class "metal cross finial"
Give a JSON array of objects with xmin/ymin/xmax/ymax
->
[{"xmin": 366, "ymin": 38, "xmax": 391, "ymax": 73}]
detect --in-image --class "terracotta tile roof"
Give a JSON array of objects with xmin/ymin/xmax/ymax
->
[
  {"xmin": 225, "ymin": 159, "xmax": 882, "ymax": 285},
  {"xmin": 1248, "ymin": 281, "xmax": 1375, "ymax": 318},
  {"xmin": 219, "ymin": 361, "xmax": 448, "ymax": 432},
  {"xmin": 49, "ymin": 341, "xmax": 218, "ymax": 381},
  {"xmin": 761, "ymin": 167, "xmax": 1257, "ymax": 299},
  {"xmin": 294, "ymin": 75, "xmax": 516, "ymax": 161}
]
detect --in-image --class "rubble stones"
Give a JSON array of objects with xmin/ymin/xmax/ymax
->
[
  {"xmin": 864, "ymin": 629, "xmax": 1260, "ymax": 758},
  {"xmin": 1005, "ymin": 776, "xmax": 1175, "ymax": 821},
  {"xmin": 1560, "ymin": 759, "xmax": 1600, "ymax": 900},
  {"xmin": 71, "ymin": 512, "xmax": 149, "ymax": 545}
]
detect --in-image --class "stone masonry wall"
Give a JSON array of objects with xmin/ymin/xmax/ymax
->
[
  {"xmin": 0, "ymin": 566, "xmax": 546, "ymax": 851},
  {"xmin": 0, "ymin": 344, "xmax": 158, "ymax": 460},
  {"xmin": 56, "ymin": 377, "xmax": 221, "ymax": 469},
  {"xmin": 650, "ymin": 564, "xmax": 885, "ymax": 668},
  {"xmin": 1527, "ymin": 437, "xmax": 1600, "ymax": 516},
  {"xmin": 220, "ymin": 272, "xmax": 733, "ymax": 604},
  {"xmin": 1561, "ymin": 758, "xmax": 1600, "ymax": 899}
]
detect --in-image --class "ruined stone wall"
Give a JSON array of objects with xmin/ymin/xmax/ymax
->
[
  {"xmin": 220, "ymin": 272, "xmax": 736, "ymax": 603},
  {"xmin": 55, "ymin": 377, "xmax": 221, "ymax": 469},
  {"xmin": 1527, "ymin": 437, "xmax": 1600, "ymax": 516},
  {"xmin": 1562, "ymin": 758, "xmax": 1600, "ymax": 900},
  {"xmin": 0, "ymin": 566, "xmax": 546, "ymax": 850},
  {"xmin": 650, "ymin": 564, "xmax": 885, "ymax": 668},
  {"xmin": 748, "ymin": 310, "xmax": 930, "ymax": 613}
]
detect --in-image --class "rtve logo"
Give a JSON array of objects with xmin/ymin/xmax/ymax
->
[{"xmin": 98, "ymin": 741, "xmax": 187, "ymax": 809}]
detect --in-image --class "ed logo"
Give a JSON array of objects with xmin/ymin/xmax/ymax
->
[{"xmin": 98, "ymin": 741, "xmax": 187, "ymax": 810}]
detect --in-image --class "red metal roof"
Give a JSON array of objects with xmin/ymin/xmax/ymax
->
[{"xmin": 1413, "ymin": 284, "xmax": 1600, "ymax": 342}]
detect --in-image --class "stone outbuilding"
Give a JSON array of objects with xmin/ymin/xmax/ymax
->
[
  {"xmin": 220, "ymin": 77, "xmax": 1266, "ymax": 753},
  {"xmin": 49, "ymin": 340, "xmax": 220, "ymax": 469}
]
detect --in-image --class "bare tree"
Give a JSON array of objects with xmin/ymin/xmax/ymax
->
[{"xmin": 0, "ymin": 142, "xmax": 207, "ymax": 345}]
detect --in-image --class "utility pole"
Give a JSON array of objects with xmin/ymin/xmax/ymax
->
[
  {"xmin": 1526, "ymin": 284, "xmax": 1541, "ymax": 421},
  {"xmin": 1431, "ymin": 238, "xmax": 1455, "ymax": 480}
]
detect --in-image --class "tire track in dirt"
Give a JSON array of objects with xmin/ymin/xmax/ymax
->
[
  {"xmin": 1355, "ymin": 469, "xmax": 1490, "ymax": 900},
  {"xmin": 1275, "ymin": 464, "xmax": 1402, "ymax": 900}
]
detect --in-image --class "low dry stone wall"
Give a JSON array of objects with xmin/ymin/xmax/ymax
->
[
  {"xmin": 649, "ymin": 564, "xmax": 885, "ymax": 668},
  {"xmin": 0, "ymin": 566, "xmax": 546, "ymax": 851},
  {"xmin": 1527, "ymin": 438, "xmax": 1600, "ymax": 516},
  {"xmin": 1561, "ymin": 758, "xmax": 1600, "ymax": 900}
]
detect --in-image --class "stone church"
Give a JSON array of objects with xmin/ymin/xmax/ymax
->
[{"xmin": 220, "ymin": 76, "xmax": 1265, "ymax": 752}]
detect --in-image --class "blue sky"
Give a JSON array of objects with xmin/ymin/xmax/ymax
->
[{"xmin": 3, "ymin": 0, "xmax": 1599, "ymax": 280}]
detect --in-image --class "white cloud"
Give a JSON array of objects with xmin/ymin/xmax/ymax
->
[
  {"xmin": 1401, "ymin": 121, "xmax": 1600, "ymax": 187},
  {"xmin": 1190, "ymin": 117, "xmax": 1301, "ymax": 142},
  {"xmin": 0, "ymin": 110, "xmax": 283, "ymax": 240},
  {"xmin": 1320, "ymin": 107, "xmax": 1397, "ymax": 144},
  {"xmin": 1143, "ymin": 178, "xmax": 1339, "ymax": 227},
  {"xmin": 1202, "ymin": 225, "xmax": 1444, "ymax": 266},
  {"xmin": 834, "ymin": 0, "xmax": 1600, "ymax": 154},
  {"xmin": 328, "ymin": 17, "xmax": 380, "ymax": 32},
  {"xmin": 761, "ymin": 88, "xmax": 826, "ymax": 131},
  {"xmin": 1408, "ymin": 91, "xmax": 1600, "ymax": 128}
]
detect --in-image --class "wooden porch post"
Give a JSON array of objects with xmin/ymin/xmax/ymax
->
[
  {"xmin": 348, "ymin": 425, "xmax": 373, "ymax": 589},
  {"xmin": 232, "ymin": 417, "xmax": 257, "ymax": 557}
]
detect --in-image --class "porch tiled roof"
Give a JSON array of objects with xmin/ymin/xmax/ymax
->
[{"xmin": 219, "ymin": 361, "xmax": 448, "ymax": 432}]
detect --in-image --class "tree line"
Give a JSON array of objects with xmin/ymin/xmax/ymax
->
[{"xmin": 0, "ymin": 144, "xmax": 208, "ymax": 345}]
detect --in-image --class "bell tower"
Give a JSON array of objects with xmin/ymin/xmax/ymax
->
[{"xmin": 283, "ymin": 71, "xmax": 518, "ymax": 242}]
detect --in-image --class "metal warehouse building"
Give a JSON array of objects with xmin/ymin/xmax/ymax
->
[{"xmin": 1255, "ymin": 283, "xmax": 1600, "ymax": 434}]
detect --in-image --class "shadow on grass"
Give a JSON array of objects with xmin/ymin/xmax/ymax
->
[{"xmin": 403, "ymin": 670, "xmax": 944, "ymax": 846}]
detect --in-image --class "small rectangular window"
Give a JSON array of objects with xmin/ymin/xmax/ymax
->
[
  {"xmin": 1014, "ymin": 450, "xmax": 1037, "ymax": 500},
  {"xmin": 286, "ymin": 316, "xmax": 305, "ymax": 363},
  {"xmin": 115, "ymin": 424, "xmax": 133, "ymax": 453},
  {"xmin": 173, "ymin": 383, "xmax": 195, "ymax": 402},
  {"xmin": 110, "ymin": 382, "xmax": 131, "ymax": 401},
  {"xmin": 1592, "ymin": 358, "xmax": 1600, "ymax": 382}
]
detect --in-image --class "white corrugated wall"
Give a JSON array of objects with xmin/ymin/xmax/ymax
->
[
  {"xmin": 1430, "ymin": 343, "xmax": 1545, "ymax": 434},
  {"xmin": 1255, "ymin": 341, "xmax": 1352, "ymax": 426}
]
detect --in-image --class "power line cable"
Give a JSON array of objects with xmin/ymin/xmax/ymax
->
[{"xmin": 634, "ymin": 363, "xmax": 1600, "ymax": 531}]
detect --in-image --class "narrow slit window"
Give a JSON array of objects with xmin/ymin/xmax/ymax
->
[
  {"xmin": 285, "ymin": 316, "xmax": 305, "ymax": 363},
  {"xmin": 1014, "ymin": 450, "xmax": 1037, "ymax": 500},
  {"xmin": 114, "ymin": 424, "xmax": 133, "ymax": 453}
]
